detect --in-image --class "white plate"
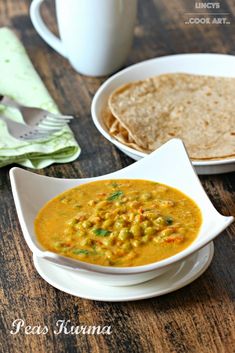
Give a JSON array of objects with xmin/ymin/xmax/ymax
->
[
  {"xmin": 33, "ymin": 242, "xmax": 214, "ymax": 302},
  {"xmin": 91, "ymin": 53, "xmax": 235, "ymax": 175}
]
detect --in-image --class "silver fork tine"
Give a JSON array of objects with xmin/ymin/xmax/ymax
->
[
  {"xmin": 33, "ymin": 112, "xmax": 73, "ymax": 123},
  {"xmin": 44, "ymin": 116, "xmax": 72, "ymax": 124},
  {"xmin": 46, "ymin": 112, "xmax": 74, "ymax": 120},
  {"xmin": 40, "ymin": 121, "xmax": 67, "ymax": 128},
  {"xmin": 0, "ymin": 115, "xmax": 59, "ymax": 140},
  {"xmin": 38, "ymin": 111, "xmax": 73, "ymax": 120},
  {"xmin": 45, "ymin": 114, "xmax": 73, "ymax": 121},
  {"xmin": 36, "ymin": 119, "xmax": 65, "ymax": 127}
]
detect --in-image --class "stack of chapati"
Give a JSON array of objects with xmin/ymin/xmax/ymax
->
[{"xmin": 103, "ymin": 73, "xmax": 235, "ymax": 160}]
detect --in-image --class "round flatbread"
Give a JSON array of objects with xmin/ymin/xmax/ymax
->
[{"xmin": 107, "ymin": 73, "xmax": 235, "ymax": 160}]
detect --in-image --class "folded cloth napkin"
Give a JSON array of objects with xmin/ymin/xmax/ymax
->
[{"xmin": 0, "ymin": 27, "xmax": 80, "ymax": 169}]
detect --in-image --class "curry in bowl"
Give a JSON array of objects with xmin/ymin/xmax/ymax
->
[{"xmin": 35, "ymin": 179, "xmax": 202, "ymax": 267}]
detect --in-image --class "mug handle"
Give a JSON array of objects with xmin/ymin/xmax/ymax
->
[{"xmin": 30, "ymin": 0, "xmax": 67, "ymax": 58}]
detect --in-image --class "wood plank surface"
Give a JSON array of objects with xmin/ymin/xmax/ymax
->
[{"xmin": 0, "ymin": 1, "xmax": 234, "ymax": 352}]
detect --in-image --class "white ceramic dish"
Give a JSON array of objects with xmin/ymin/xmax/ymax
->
[
  {"xmin": 91, "ymin": 53, "xmax": 235, "ymax": 175},
  {"xmin": 10, "ymin": 139, "xmax": 233, "ymax": 286},
  {"xmin": 33, "ymin": 242, "xmax": 214, "ymax": 301}
]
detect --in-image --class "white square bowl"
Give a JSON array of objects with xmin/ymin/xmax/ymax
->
[{"xmin": 10, "ymin": 139, "xmax": 233, "ymax": 286}]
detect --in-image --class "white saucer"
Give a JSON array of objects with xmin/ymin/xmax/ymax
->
[{"xmin": 33, "ymin": 242, "xmax": 214, "ymax": 302}]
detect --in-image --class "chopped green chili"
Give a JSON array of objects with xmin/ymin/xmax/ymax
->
[
  {"xmin": 107, "ymin": 190, "xmax": 124, "ymax": 201},
  {"xmin": 93, "ymin": 228, "xmax": 111, "ymax": 236},
  {"xmin": 72, "ymin": 249, "xmax": 89, "ymax": 255}
]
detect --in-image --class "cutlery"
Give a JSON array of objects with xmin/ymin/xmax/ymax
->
[
  {"xmin": 0, "ymin": 95, "xmax": 73, "ymax": 129},
  {"xmin": 0, "ymin": 115, "xmax": 59, "ymax": 140}
]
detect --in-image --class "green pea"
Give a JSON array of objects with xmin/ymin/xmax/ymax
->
[
  {"xmin": 141, "ymin": 220, "xmax": 151, "ymax": 229},
  {"xmin": 141, "ymin": 235, "xmax": 150, "ymax": 243},
  {"xmin": 140, "ymin": 192, "xmax": 152, "ymax": 201},
  {"xmin": 114, "ymin": 219, "xmax": 124, "ymax": 229},
  {"xmin": 110, "ymin": 231, "xmax": 118, "ymax": 239},
  {"xmin": 128, "ymin": 213, "xmax": 135, "ymax": 222},
  {"xmin": 130, "ymin": 223, "xmax": 142, "ymax": 237},
  {"xmin": 76, "ymin": 230, "xmax": 85, "ymax": 237},
  {"xmin": 153, "ymin": 236, "xmax": 162, "ymax": 244},
  {"xmin": 82, "ymin": 220, "xmax": 92, "ymax": 229},
  {"xmin": 160, "ymin": 228, "xmax": 173, "ymax": 237},
  {"xmin": 127, "ymin": 196, "xmax": 136, "ymax": 201},
  {"xmin": 53, "ymin": 241, "xmax": 62, "ymax": 249},
  {"xmin": 66, "ymin": 218, "xmax": 77, "ymax": 226},
  {"xmin": 118, "ymin": 228, "xmax": 130, "ymax": 241},
  {"xmin": 144, "ymin": 227, "xmax": 155, "ymax": 236},
  {"xmin": 102, "ymin": 219, "xmax": 113, "ymax": 228},
  {"xmin": 119, "ymin": 214, "xmax": 128, "ymax": 221},
  {"xmin": 105, "ymin": 250, "xmax": 113, "ymax": 259},
  {"xmin": 129, "ymin": 200, "xmax": 140, "ymax": 208},
  {"xmin": 153, "ymin": 223, "xmax": 163, "ymax": 231},
  {"xmin": 88, "ymin": 200, "xmax": 96, "ymax": 206},
  {"xmin": 146, "ymin": 212, "xmax": 158, "ymax": 220},
  {"xmin": 80, "ymin": 238, "xmax": 90, "ymax": 246},
  {"xmin": 96, "ymin": 200, "xmax": 109, "ymax": 209},
  {"xmin": 160, "ymin": 200, "xmax": 175, "ymax": 207},
  {"xmin": 64, "ymin": 228, "xmax": 72, "ymax": 235},
  {"xmin": 102, "ymin": 238, "xmax": 113, "ymax": 247},
  {"xmin": 121, "ymin": 242, "xmax": 132, "ymax": 252},
  {"xmin": 95, "ymin": 245, "xmax": 103, "ymax": 253},
  {"xmin": 90, "ymin": 216, "xmax": 101, "ymax": 224},
  {"xmin": 74, "ymin": 223, "xmax": 82, "ymax": 230},
  {"xmin": 132, "ymin": 239, "xmax": 140, "ymax": 248},
  {"xmin": 155, "ymin": 217, "xmax": 165, "ymax": 225},
  {"xmin": 126, "ymin": 250, "xmax": 137, "ymax": 260},
  {"xmin": 134, "ymin": 214, "xmax": 142, "ymax": 223}
]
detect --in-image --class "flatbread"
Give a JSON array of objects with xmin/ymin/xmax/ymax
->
[
  {"xmin": 102, "ymin": 106, "xmax": 148, "ymax": 152},
  {"xmin": 105, "ymin": 73, "xmax": 235, "ymax": 160}
]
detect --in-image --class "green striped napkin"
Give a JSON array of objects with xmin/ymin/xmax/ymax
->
[{"xmin": 0, "ymin": 27, "xmax": 80, "ymax": 169}]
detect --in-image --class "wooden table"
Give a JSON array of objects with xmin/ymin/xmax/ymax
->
[{"xmin": 0, "ymin": 1, "xmax": 234, "ymax": 352}]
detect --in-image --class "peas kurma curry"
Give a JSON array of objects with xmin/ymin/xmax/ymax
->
[{"xmin": 35, "ymin": 180, "xmax": 202, "ymax": 267}]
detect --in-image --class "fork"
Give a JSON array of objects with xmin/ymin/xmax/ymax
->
[
  {"xmin": 0, "ymin": 95, "xmax": 73, "ymax": 129},
  {"xmin": 0, "ymin": 115, "xmax": 59, "ymax": 140}
]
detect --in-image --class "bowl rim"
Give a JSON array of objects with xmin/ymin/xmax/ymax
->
[{"xmin": 91, "ymin": 52, "xmax": 235, "ymax": 167}]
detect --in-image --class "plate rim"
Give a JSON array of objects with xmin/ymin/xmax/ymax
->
[
  {"xmin": 91, "ymin": 53, "xmax": 235, "ymax": 167},
  {"xmin": 33, "ymin": 242, "xmax": 214, "ymax": 302}
]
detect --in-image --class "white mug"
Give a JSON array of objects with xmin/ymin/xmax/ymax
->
[{"xmin": 30, "ymin": 0, "xmax": 137, "ymax": 76}]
